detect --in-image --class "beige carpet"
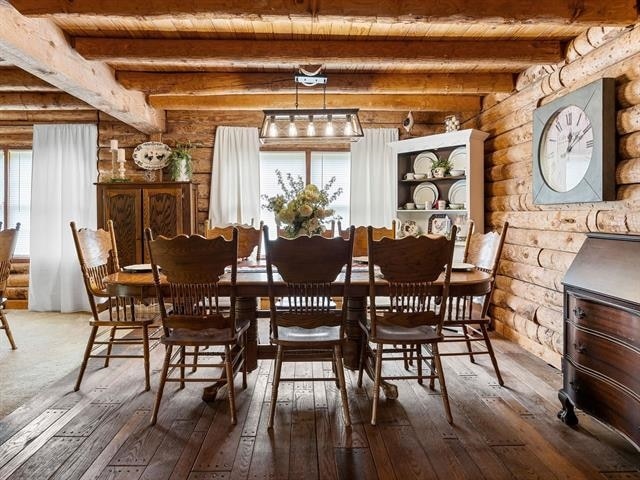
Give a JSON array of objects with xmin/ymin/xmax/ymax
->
[{"xmin": 0, "ymin": 310, "xmax": 92, "ymax": 418}]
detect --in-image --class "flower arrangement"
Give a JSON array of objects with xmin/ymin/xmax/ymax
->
[
  {"xmin": 262, "ymin": 170, "xmax": 342, "ymax": 237},
  {"xmin": 168, "ymin": 141, "xmax": 196, "ymax": 181}
]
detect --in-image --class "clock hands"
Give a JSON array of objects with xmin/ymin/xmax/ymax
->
[{"xmin": 567, "ymin": 125, "xmax": 591, "ymax": 153}]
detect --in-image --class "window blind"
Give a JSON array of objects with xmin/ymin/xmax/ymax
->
[{"xmin": 7, "ymin": 150, "xmax": 32, "ymax": 256}]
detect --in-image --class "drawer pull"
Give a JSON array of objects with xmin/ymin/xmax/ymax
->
[
  {"xmin": 573, "ymin": 342, "xmax": 587, "ymax": 353},
  {"xmin": 572, "ymin": 307, "xmax": 586, "ymax": 319},
  {"xmin": 569, "ymin": 380, "xmax": 581, "ymax": 392}
]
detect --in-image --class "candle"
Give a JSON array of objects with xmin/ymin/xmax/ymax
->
[
  {"xmin": 110, "ymin": 139, "xmax": 118, "ymax": 151},
  {"xmin": 117, "ymin": 148, "xmax": 125, "ymax": 162}
]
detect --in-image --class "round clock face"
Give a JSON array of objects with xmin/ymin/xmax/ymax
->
[{"xmin": 540, "ymin": 105, "xmax": 594, "ymax": 192}]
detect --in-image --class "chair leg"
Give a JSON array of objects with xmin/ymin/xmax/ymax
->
[
  {"xmin": 334, "ymin": 344, "xmax": 351, "ymax": 427},
  {"xmin": 75, "ymin": 325, "xmax": 98, "ymax": 391},
  {"xmin": 0, "ymin": 310, "xmax": 16, "ymax": 349},
  {"xmin": 461, "ymin": 324, "xmax": 476, "ymax": 363},
  {"xmin": 402, "ymin": 344, "xmax": 410, "ymax": 370},
  {"xmin": 416, "ymin": 344, "xmax": 423, "ymax": 385},
  {"xmin": 142, "ymin": 324, "xmax": 150, "ymax": 391},
  {"xmin": 481, "ymin": 323, "xmax": 504, "ymax": 386},
  {"xmin": 371, "ymin": 343, "xmax": 383, "ymax": 426},
  {"xmin": 429, "ymin": 354, "xmax": 436, "ymax": 391},
  {"xmin": 242, "ymin": 333, "xmax": 248, "ymax": 390},
  {"xmin": 432, "ymin": 343, "xmax": 453, "ymax": 425},
  {"xmin": 151, "ymin": 344, "xmax": 172, "ymax": 426},
  {"xmin": 104, "ymin": 326, "xmax": 117, "ymax": 367},
  {"xmin": 179, "ymin": 346, "xmax": 186, "ymax": 389},
  {"xmin": 357, "ymin": 335, "xmax": 366, "ymax": 388},
  {"xmin": 192, "ymin": 346, "xmax": 199, "ymax": 373},
  {"xmin": 268, "ymin": 345, "xmax": 284, "ymax": 429},
  {"xmin": 224, "ymin": 345, "xmax": 237, "ymax": 425}
]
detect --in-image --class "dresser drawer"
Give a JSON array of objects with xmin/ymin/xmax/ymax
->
[
  {"xmin": 567, "ymin": 294, "xmax": 639, "ymax": 349},
  {"xmin": 565, "ymin": 324, "xmax": 640, "ymax": 394},
  {"xmin": 564, "ymin": 361, "xmax": 640, "ymax": 447}
]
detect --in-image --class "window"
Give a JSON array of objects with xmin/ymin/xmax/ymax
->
[
  {"xmin": 0, "ymin": 149, "xmax": 32, "ymax": 257},
  {"xmin": 259, "ymin": 150, "xmax": 350, "ymax": 236}
]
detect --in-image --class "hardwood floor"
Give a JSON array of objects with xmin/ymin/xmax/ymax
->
[{"xmin": 0, "ymin": 335, "xmax": 638, "ymax": 480}]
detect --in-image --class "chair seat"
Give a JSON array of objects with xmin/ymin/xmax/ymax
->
[
  {"xmin": 163, "ymin": 318, "xmax": 250, "ymax": 346},
  {"xmin": 273, "ymin": 325, "xmax": 342, "ymax": 346},
  {"xmin": 367, "ymin": 323, "xmax": 442, "ymax": 344}
]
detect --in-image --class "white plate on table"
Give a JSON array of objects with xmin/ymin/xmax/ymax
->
[
  {"xmin": 448, "ymin": 147, "xmax": 467, "ymax": 171},
  {"xmin": 353, "ymin": 256, "xmax": 369, "ymax": 264},
  {"xmin": 452, "ymin": 262, "xmax": 475, "ymax": 271},
  {"xmin": 122, "ymin": 264, "xmax": 152, "ymax": 273},
  {"xmin": 413, "ymin": 182, "xmax": 438, "ymax": 208},
  {"xmin": 448, "ymin": 180, "xmax": 467, "ymax": 204},
  {"xmin": 413, "ymin": 151, "xmax": 438, "ymax": 174}
]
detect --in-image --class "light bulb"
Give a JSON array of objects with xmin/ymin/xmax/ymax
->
[
  {"xmin": 288, "ymin": 116, "xmax": 298, "ymax": 137},
  {"xmin": 306, "ymin": 115, "xmax": 316, "ymax": 136},
  {"xmin": 344, "ymin": 114, "xmax": 353, "ymax": 136},
  {"xmin": 268, "ymin": 116, "xmax": 278, "ymax": 137},
  {"xmin": 325, "ymin": 114, "xmax": 334, "ymax": 136}
]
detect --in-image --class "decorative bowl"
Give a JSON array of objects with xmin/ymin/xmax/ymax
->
[
  {"xmin": 413, "ymin": 173, "xmax": 427, "ymax": 180},
  {"xmin": 450, "ymin": 169, "xmax": 465, "ymax": 177}
]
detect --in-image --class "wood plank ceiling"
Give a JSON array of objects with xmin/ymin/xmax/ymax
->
[{"xmin": 0, "ymin": 0, "xmax": 638, "ymax": 133}]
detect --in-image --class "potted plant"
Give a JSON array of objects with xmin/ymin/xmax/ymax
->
[
  {"xmin": 168, "ymin": 141, "xmax": 195, "ymax": 181},
  {"xmin": 431, "ymin": 156, "xmax": 453, "ymax": 177}
]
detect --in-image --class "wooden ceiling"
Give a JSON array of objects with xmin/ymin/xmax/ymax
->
[{"xmin": 0, "ymin": 0, "xmax": 638, "ymax": 133}]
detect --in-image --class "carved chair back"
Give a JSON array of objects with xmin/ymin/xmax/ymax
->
[
  {"xmin": 204, "ymin": 221, "xmax": 263, "ymax": 260},
  {"xmin": 337, "ymin": 221, "xmax": 396, "ymax": 257},
  {"xmin": 0, "ymin": 223, "xmax": 20, "ymax": 294}
]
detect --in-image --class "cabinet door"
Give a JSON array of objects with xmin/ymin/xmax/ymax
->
[
  {"xmin": 102, "ymin": 187, "xmax": 142, "ymax": 266},
  {"xmin": 142, "ymin": 186, "xmax": 184, "ymax": 261}
]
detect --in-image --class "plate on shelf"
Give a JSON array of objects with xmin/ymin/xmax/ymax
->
[
  {"xmin": 132, "ymin": 142, "xmax": 172, "ymax": 171},
  {"xmin": 448, "ymin": 180, "xmax": 467, "ymax": 204},
  {"xmin": 413, "ymin": 182, "xmax": 438, "ymax": 208},
  {"xmin": 428, "ymin": 214, "xmax": 450, "ymax": 235},
  {"xmin": 413, "ymin": 151, "xmax": 438, "ymax": 174},
  {"xmin": 448, "ymin": 147, "xmax": 467, "ymax": 171},
  {"xmin": 452, "ymin": 262, "xmax": 475, "ymax": 271},
  {"xmin": 122, "ymin": 264, "xmax": 152, "ymax": 273}
]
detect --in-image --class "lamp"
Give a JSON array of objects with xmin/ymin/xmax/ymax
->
[{"xmin": 259, "ymin": 73, "xmax": 364, "ymax": 144}]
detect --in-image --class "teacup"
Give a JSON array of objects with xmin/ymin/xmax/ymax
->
[
  {"xmin": 404, "ymin": 173, "xmax": 415, "ymax": 180},
  {"xmin": 413, "ymin": 173, "xmax": 427, "ymax": 180},
  {"xmin": 405, "ymin": 202, "xmax": 416, "ymax": 210},
  {"xmin": 415, "ymin": 203, "xmax": 426, "ymax": 210}
]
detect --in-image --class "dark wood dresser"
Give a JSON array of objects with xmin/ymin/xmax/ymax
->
[
  {"xmin": 96, "ymin": 182, "xmax": 197, "ymax": 266},
  {"xmin": 560, "ymin": 233, "xmax": 640, "ymax": 449}
]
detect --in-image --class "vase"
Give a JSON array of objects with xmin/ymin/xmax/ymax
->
[
  {"xmin": 433, "ymin": 167, "xmax": 446, "ymax": 178},
  {"xmin": 172, "ymin": 158, "xmax": 191, "ymax": 181}
]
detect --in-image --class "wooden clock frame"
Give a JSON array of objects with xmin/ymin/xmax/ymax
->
[{"xmin": 532, "ymin": 78, "xmax": 616, "ymax": 205}]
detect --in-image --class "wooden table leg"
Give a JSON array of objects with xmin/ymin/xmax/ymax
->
[{"xmin": 345, "ymin": 296, "xmax": 398, "ymax": 400}]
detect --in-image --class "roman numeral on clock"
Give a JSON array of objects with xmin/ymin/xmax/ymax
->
[{"xmin": 586, "ymin": 139, "xmax": 593, "ymax": 148}]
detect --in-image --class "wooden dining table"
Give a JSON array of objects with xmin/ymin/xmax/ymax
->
[{"xmin": 103, "ymin": 264, "xmax": 491, "ymax": 399}]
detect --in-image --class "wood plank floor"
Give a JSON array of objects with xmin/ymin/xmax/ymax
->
[{"xmin": 0, "ymin": 335, "xmax": 638, "ymax": 480}]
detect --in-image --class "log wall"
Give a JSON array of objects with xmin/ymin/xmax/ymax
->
[{"xmin": 472, "ymin": 24, "xmax": 640, "ymax": 368}]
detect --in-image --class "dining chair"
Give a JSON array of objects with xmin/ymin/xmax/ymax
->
[
  {"xmin": 442, "ymin": 222, "xmax": 509, "ymax": 386},
  {"xmin": 145, "ymin": 229, "xmax": 249, "ymax": 425},
  {"xmin": 204, "ymin": 220, "xmax": 263, "ymax": 260},
  {"xmin": 0, "ymin": 223, "xmax": 20, "ymax": 349},
  {"xmin": 264, "ymin": 224, "xmax": 355, "ymax": 429},
  {"xmin": 337, "ymin": 221, "xmax": 396, "ymax": 257},
  {"xmin": 358, "ymin": 226, "xmax": 457, "ymax": 425},
  {"xmin": 71, "ymin": 220, "xmax": 154, "ymax": 391}
]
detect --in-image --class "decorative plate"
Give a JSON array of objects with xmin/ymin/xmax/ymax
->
[
  {"xmin": 122, "ymin": 263, "xmax": 152, "ymax": 273},
  {"xmin": 452, "ymin": 262, "xmax": 475, "ymax": 271},
  {"xmin": 400, "ymin": 220, "xmax": 421, "ymax": 237},
  {"xmin": 413, "ymin": 151, "xmax": 438, "ymax": 174},
  {"xmin": 132, "ymin": 142, "xmax": 172, "ymax": 171},
  {"xmin": 448, "ymin": 146, "xmax": 467, "ymax": 171},
  {"xmin": 428, "ymin": 214, "xmax": 450, "ymax": 235},
  {"xmin": 413, "ymin": 182, "xmax": 438, "ymax": 208},
  {"xmin": 448, "ymin": 180, "xmax": 467, "ymax": 204}
]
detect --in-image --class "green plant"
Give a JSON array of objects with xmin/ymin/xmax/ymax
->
[
  {"xmin": 431, "ymin": 156, "xmax": 453, "ymax": 175},
  {"xmin": 168, "ymin": 141, "xmax": 195, "ymax": 180}
]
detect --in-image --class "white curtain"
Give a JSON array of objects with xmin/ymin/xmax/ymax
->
[
  {"xmin": 209, "ymin": 126, "xmax": 261, "ymax": 226},
  {"xmin": 350, "ymin": 128, "xmax": 399, "ymax": 226},
  {"xmin": 29, "ymin": 124, "xmax": 97, "ymax": 312}
]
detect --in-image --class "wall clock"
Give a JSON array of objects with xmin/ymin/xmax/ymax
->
[{"xmin": 532, "ymin": 78, "xmax": 616, "ymax": 204}]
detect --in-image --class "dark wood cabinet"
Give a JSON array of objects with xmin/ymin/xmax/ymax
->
[
  {"xmin": 96, "ymin": 182, "xmax": 197, "ymax": 266},
  {"xmin": 560, "ymin": 233, "xmax": 640, "ymax": 450}
]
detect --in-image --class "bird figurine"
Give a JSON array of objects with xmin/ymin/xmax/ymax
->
[{"xmin": 402, "ymin": 111, "xmax": 414, "ymax": 133}]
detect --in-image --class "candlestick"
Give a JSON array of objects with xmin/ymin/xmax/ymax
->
[
  {"xmin": 117, "ymin": 148, "xmax": 126, "ymax": 179},
  {"xmin": 110, "ymin": 149, "xmax": 117, "ymax": 179},
  {"xmin": 110, "ymin": 139, "xmax": 118, "ymax": 151}
]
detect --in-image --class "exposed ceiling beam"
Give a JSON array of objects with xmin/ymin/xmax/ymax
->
[
  {"xmin": 74, "ymin": 38, "xmax": 563, "ymax": 71},
  {"xmin": 0, "ymin": 68, "xmax": 60, "ymax": 91},
  {"xmin": 0, "ymin": 92, "xmax": 91, "ymax": 110},
  {"xmin": 0, "ymin": 1, "xmax": 164, "ymax": 133},
  {"xmin": 10, "ymin": 0, "xmax": 638, "ymax": 26},
  {"xmin": 117, "ymin": 71, "xmax": 514, "ymax": 95},
  {"xmin": 148, "ymin": 94, "xmax": 481, "ymax": 112}
]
